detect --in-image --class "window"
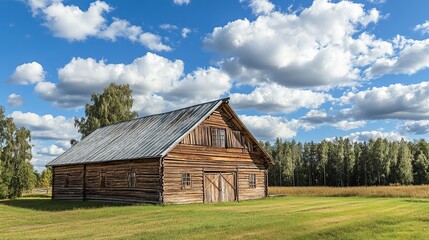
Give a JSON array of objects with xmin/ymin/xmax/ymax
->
[
  {"xmin": 100, "ymin": 172, "xmax": 107, "ymax": 188},
  {"xmin": 128, "ymin": 172, "xmax": 136, "ymax": 187},
  {"xmin": 249, "ymin": 174, "xmax": 256, "ymax": 188},
  {"xmin": 181, "ymin": 173, "xmax": 191, "ymax": 189},
  {"xmin": 211, "ymin": 127, "xmax": 226, "ymax": 147},
  {"xmin": 64, "ymin": 174, "xmax": 70, "ymax": 188}
]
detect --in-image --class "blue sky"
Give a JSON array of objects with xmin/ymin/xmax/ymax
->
[{"xmin": 1, "ymin": 0, "xmax": 429, "ymax": 171}]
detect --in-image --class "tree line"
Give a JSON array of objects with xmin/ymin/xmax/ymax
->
[
  {"xmin": 262, "ymin": 138, "xmax": 429, "ymax": 187},
  {"xmin": 0, "ymin": 83, "xmax": 136, "ymax": 199},
  {"xmin": 0, "ymin": 106, "xmax": 53, "ymax": 199}
]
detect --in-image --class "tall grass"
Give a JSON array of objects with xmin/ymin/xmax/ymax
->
[
  {"xmin": 1, "ymin": 196, "xmax": 429, "ymax": 239},
  {"xmin": 269, "ymin": 185, "xmax": 429, "ymax": 198}
]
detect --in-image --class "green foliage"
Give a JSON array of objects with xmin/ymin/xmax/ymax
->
[
  {"xmin": 40, "ymin": 167, "xmax": 53, "ymax": 190},
  {"xmin": 74, "ymin": 83, "xmax": 138, "ymax": 138},
  {"xmin": 266, "ymin": 137, "xmax": 429, "ymax": 186},
  {"xmin": 0, "ymin": 106, "xmax": 34, "ymax": 199}
]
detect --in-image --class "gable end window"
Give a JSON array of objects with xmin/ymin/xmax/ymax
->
[
  {"xmin": 100, "ymin": 172, "xmax": 107, "ymax": 188},
  {"xmin": 181, "ymin": 173, "xmax": 191, "ymax": 189},
  {"xmin": 64, "ymin": 174, "xmax": 70, "ymax": 188},
  {"xmin": 249, "ymin": 174, "xmax": 256, "ymax": 188},
  {"xmin": 128, "ymin": 172, "xmax": 136, "ymax": 188},
  {"xmin": 211, "ymin": 127, "xmax": 226, "ymax": 147}
]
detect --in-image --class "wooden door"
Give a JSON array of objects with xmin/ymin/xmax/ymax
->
[{"xmin": 204, "ymin": 172, "xmax": 236, "ymax": 203}]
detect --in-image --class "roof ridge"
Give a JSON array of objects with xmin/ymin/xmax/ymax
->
[{"xmin": 95, "ymin": 97, "xmax": 230, "ymax": 130}]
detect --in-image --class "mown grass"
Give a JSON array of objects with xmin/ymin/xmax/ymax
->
[
  {"xmin": 1, "ymin": 195, "xmax": 429, "ymax": 239},
  {"xmin": 269, "ymin": 185, "xmax": 429, "ymax": 198}
]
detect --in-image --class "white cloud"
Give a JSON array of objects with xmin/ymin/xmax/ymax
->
[
  {"xmin": 160, "ymin": 24, "xmax": 178, "ymax": 30},
  {"xmin": 327, "ymin": 130, "xmax": 404, "ymax": 142},
  {"xmin": 239, "ymin": 115, "xmax": 299, "ymax": 140},
  {"xmin": 25, "ymin": 0, "xmax": 171, "ymax": 51},
  {"xmin": 165, "ymin": 67, "xmax": 231, "ymax": 104},
  {"xmin": 7, "ymin": 94, "xmax": 24, "ymax": 107},
  {"xmin": 31, "ymin": 140, "xmax": 72, "ymax": 172},
  {"xmin": 42, "ymin": 1, "xmax": 110, "ymax": 41},
  {"xmin": 367, "ymin": 0, "xmax": 386, "ymax": 4},
  {"xmin": 174, "ymin": 0, "xmax": 190, "ymax": 6},
  {"xmin": 300, "ymin": 109, "xmax": 366, "ymax": 131},
  {"xmin": 333, "ymin": 120, "xmax": 367, "ymax": 131},
  {"xmin": 205, "ymin": 0, "xmax": 388, "ymax": 88},
  {"xmin": 414, "ymin": 20, "xmax": 429, "ymax": 34},
  {"xmin": 39, "ymin": 144, "xmax": 66, "ymax": 156},
  {"xmin": 365, "ymin": 38, "xmax": 429, "ymax": 77},
  {"xmin": 35, "ymin": 53, "xmax": 183, "ymax": 108},
  {"xmin": 100, "ymin": 18, "xmax": 142, "ymax": 42},
  {"xmin": 181, "ymin": 27, "xmax": 191, "ymax": 38},
  {"xmin": 400, "ymin": 120, "xmax": 429, "ymax": 135},
  {"xmin": 340, "ymin": 81, "xmax": 429, "ymax": 120},
  {"xmin": 138, "ymin": 33, "xmax": 172, "ymax": 52},
  {"xmin": 248, "ymin": 0, "xmax": 275, "ymax": 15},
  {"xmin": 10, "ymin": 111, "xmax": 80, "ymax": 140},
  {"xmin": 231, "ymin": 83, "xmax": 331, "ymax": 114},
  {"xmin": 9, "ymin": 62, "xmax": 45, "ymax": 85},
  {"xmin": 34, "ymin": 53, "xmax": 231, "ymax": 115}
]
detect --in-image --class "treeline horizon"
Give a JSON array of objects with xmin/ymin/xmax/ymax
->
[{"xmin": 262, "ymin": 138, "xmax": 429, "ymax": 187}]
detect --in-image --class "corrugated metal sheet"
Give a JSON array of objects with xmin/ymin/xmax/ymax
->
[{"xmin": 47, "ymin": 99, "xmax": 226, "ymax": 166}]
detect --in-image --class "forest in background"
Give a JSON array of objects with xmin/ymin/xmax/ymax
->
[{"xmin": 262, "ymin": 138, "xmax": 429, "ymax": 187}]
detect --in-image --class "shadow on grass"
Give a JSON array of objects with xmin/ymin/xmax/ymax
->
[
  {"xmin": 0, "ymin": 196, "xmax": 128, "ymax": 212},
  {"xmin": 403, "ymin": 199, "xmax": 429, "ymax": 204}
]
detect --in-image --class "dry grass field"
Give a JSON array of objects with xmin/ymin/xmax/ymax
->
[
  {"xmin": 269, "ymin": 185, "xmax": 429, "ymax": 198},
  {"xmin": 1, "ymin": 194, "xmax": 429, "ymax": 239}
]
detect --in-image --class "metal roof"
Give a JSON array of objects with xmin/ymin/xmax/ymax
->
[{"xmin": 47, "ymin": 98, "xmax": 226, "ymax": 166}]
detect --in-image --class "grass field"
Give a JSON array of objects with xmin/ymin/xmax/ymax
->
[
  {"xmin": 269, "ymin": 185, "xmax": 429, "ymax": 198},
  {"xmin": 1, "ymin": 195, "xmax": 429, "ymax": 240}
]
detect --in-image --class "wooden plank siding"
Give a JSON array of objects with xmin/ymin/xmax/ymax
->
[
  {"xmin": 52, "ymin": 165, "xmax": 84, "ymax": 200},
  {"xmin": 51, "ymin": 104, "xmax": 270, "ymax": 204},
  {"xmin": 163, "ymin": 107, "xmax": 268, "ymax": 204},
  {"xmin": 53, "ymin": 159, "xmax": 161, "ymax": 203}
]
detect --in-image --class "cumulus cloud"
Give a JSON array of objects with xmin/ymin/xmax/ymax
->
[
  {"xmin": 25, "ymin": 0, "xmax": 171, "ymax": 51},
  {"xmin": 247, "ymin": 0, "xmax": 275, "ymax": 15},
  {"xmin": 7, "ymin": 94, "xmax": 24, "ymax": 107},
  {"xmin": 173, "ymin": 0, "xmax": 190, "ymax": 6},
  {"xmin": 300, "ymin": 109, "xmax": 366, "ymax": 131},
  {"xmin": 39, "ymin": 144, "xmax": 66, "ymax": 156},
  {"xmin": 231, "ymin": 83, "xmax": 331, "ymax": 114},
  {"xmin": 400, "ymin": 120, "xmax": 429, "ymax": 135},
  {"xmin": 205, "ymin": 0, "xmax": 389, "ymax": 88},
  {"xmin": 340, "ymin": 81, "xmax": 429, "ymax": 120},
  {"xmin": 239, "ymin": 115, "xmax": 299, "ymax": 140},
  {"xmin": 10, "ymin": 111, "xmax": 80, "ymax": 140},
  {"xmin": 414, "ymin": 20, "xmax": 429, "ymax": 34},
  {"xmin": 365, "ymin": 38, "xmax": 429, "ymax": 77},
  {"xmin": 34, "ymin": 53, "xmax": 231, "ymax": 115},
  {"xmin": 9, "ymin": 62, "xmax": 45, "ymax": 85},
  {"xmin": 164, "ymin": 67, "xmax": 231, "ymax": 104},
  {"xmin": 327, "ymin": 130, "xmax": 404, "ymax": 142},
  {"xmin": 31, "ymin": 140, "xmax": 72, "ymax": 172}
]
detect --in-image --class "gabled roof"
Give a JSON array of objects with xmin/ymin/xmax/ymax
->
[{"xmin": 47, "ymin": 98, "xmax": 273, "ymax": 167}]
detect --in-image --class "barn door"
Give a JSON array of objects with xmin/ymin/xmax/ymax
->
[{"xmin": 204, "ymin": 172, "xmax": 236, "ymax": 203}]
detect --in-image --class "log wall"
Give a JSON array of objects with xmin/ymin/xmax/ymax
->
[
  {"xmin": 52, "ymin": 158, "xmax": 161, "ymax": 203},
  {"xmin": 163, "ymin": 107, "xmax": 268, "ymax": 204},
  {"xmin": 52, "ymin": 165, "xmax": 84, "ymax": 200}
]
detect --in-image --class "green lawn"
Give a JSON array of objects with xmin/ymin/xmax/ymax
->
[{"xmin": 1, "ymin": 196, "xmax": 429, "ymax": 240}]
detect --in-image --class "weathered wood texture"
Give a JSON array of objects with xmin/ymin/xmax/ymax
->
[
  {"xmin": 52, "ymin": 104, "xmax": 269, "ymax": 204},
  {"xmin": 53, "ymin": 159, "xmax": 161, "ymax": 203},
  {"xmin": 52, "ymin": 165, "xmax": 84, "ymax": 200},
  {"xmin": 164, "ymin": 106, "xmax": 268, "ymax": 204}
]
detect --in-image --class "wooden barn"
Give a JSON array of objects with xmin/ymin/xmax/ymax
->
[{"xmin": 47, "ymin": 98, "xmax": 273, "ymax": 204}]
